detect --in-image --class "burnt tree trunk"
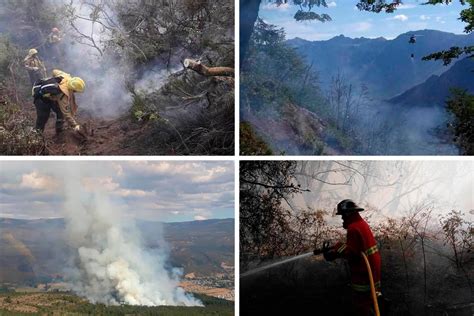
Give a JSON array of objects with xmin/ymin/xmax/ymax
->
[{"xmin": 240, "ymin": 0, "xmax": 261, "ymax": 65}]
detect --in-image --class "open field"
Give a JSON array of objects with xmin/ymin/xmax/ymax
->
[{"xmin": 0, "ymin": 292, "xmax": 233, "ymax": 315}]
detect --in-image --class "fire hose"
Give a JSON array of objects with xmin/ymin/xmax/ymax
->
[
  {"xmin": 240, "ymin": 246, "xmax": 381, "ymax": 316},
  {"xmin": 361, "ymin": 251, "xmax": 380, "ymax": 316}
]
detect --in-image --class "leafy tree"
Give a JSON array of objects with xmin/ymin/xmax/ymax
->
[
  {"xmin": 445, "ymin": 88, "xmax": 474, "ymax": 154},
  {"xmin": 422, "ymin": 0, "xmax": 474, "ymax": 64},
  {"xmin": 242, "ymin": 18, "xmax": 314, "ymax": 109}
]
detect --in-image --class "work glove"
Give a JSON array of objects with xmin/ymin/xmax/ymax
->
[
  {"xmin": 33, "ymin": 67, "xmax": 39, "ymax": 71},
  {"xmin": 323, "ymin": 241, "xmax": 339, "ymax": 262},
  {"xmin": 323, "ymin": 249, "xmax": 338, "ymax": 262},
  {"xmin": 73, "ymin": 125, "xmax": 81, "ymax": 132},
  {"xmin": 314, "ymin": 241, "xmax": 331, "ymax": 256}
]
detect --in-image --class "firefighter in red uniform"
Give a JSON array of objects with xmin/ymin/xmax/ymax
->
[{"xmin": 323, "ymin": 199, "xmax": 382, "ymax": 316}]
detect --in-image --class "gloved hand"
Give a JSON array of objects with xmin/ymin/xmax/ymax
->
[
  {"xmin": 32, "ymin": 67, "xmax": 39, "ymax": 71},
  {"xmin": 323, "ymin": 249, "xmax": 338, "ymax": 262},
  {"xmin": 73, "ymin": 125, "xmax": 81, "ymax": 132},
  {"xmin": 314, "ymin": 240, "xmax": 330, "ymax": 256},
  {"xmin": 323, "ymin": 241, "xmax": 339, "ymax": 262}
]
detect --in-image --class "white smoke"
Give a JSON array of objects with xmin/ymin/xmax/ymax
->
[
  {"xmin": 61, "ymin": 168, "xmax": 202, "ymax": 306},
  {"xmin": 43, "ymin": 0, "xmax": 134, "ymax": 118},
  {"xmin": 135, "ymin": 64, "xmax": 183, "ymax": 94},
  {"xmin": 47, "ymin": 1, "xmax": 190, "ymax": 118}
]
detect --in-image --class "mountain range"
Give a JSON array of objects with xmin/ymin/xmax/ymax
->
[
  {"xmin": 388, "ymin": 57, "xmax": 474, "ymax": 107},
  {"xmin": 0, "ymin": 218, "xmax": 234, "ymax": 285},
  {"xmin": 287, "ymin": 30, "xmax": 474, "ymax": 99}
]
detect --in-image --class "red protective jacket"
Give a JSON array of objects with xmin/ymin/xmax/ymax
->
[{"xmin": 330, "ymin": 212, "xmax": 381, "ymax": 292}]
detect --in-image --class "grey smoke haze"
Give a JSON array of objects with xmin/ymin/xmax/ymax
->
[
  {"xmin": 61, "ymin": 167, "xmax": 202, "ymax": 306},
  {"xmin": 56, "ymin": 0, "xmax": 176, "ymax": 118},
  {"xmin": 359, "ymin": 100, "xmax": 457, "ymax": 155},
  {"xmin": 290, "ymin": 160, "xmax": 473, "ymax": 223}
]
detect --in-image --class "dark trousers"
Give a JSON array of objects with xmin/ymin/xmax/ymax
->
[
  {"xmin": 34, "ymin": 97, "xmax": 64, "ymax": 133},
  {"xmin": 352, "ymin": 291, "xmax": 375, "ymax": 316},
  {"xmin": 28, "ymin": 70, "xmax": 42, "ymax": 86}
]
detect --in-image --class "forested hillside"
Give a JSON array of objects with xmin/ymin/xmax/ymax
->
[{"xmin": 0, "ymin": 0, "xmax": 234, "ymax": 155}]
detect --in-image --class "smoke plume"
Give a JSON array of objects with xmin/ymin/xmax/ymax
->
[
  {"xmin": 2, "ymin": 232, "xmax": 36, "ymax": 265},
  {"xmin": 61, "ymin": 168, "xmax": 202, "ymax": 306}
]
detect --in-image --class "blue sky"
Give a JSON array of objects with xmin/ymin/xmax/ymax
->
[
  {"xmin": 260, "ymin": 0, "xmax": 467, "ymax": 40},
  {"xmin": 0, "ymin": 161, "xmax": 234, "ymax": 222}
]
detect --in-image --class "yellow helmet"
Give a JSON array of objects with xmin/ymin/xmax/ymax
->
[
  {"xmin": 28, "ymin": 48, "xmax": 38, "ymax": 56},
  {"xmin": 52, "ymin": 69, "xmax": 70, "ymax": 78},
  {"xmin": 68, "ymin": 77, "xmax": 85, "ymax": 93}
]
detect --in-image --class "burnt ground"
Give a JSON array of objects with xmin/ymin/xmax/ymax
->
[
  {"xmin": 240, "ymin": 255, "xmax": 473, "ymax": 316},
  {"xmin": 21, "ymin": 105, "xmax": 156, "ymax": 156},
  {"xmin": 42, "ymin": 111, "xmax": 149, "ymax": 156}
]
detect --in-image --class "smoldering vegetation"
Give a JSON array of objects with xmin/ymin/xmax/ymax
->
[
  {"xmin": 240, "ymin": 19, "xmax": 463, "ymax": 155},
  {"xmin": 0, "ymin": 0, "xmax": 234, "ymax": 155},
  {"xmin": 240, "ymin": 161, "xmax": 473, "ymax": 315}
]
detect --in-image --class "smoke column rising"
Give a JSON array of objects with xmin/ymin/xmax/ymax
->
[{"xmin": 61, "ymin": 168, "xmax": 202, "ymax": 306}]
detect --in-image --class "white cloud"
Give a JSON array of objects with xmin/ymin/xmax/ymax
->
[
  {"xmin": 261, "ymin": 3, "xmax": 289, "ymax": 11},
  {"xmin": 0, "ymin": 161, "xmax": 234, "ymax": 222},
  {"xmin": 112, "ymin": 163, "xmax": 124, "ymax": 176},
  {"xmin": 20, "ymin": 172, "xmax": 58, "ymax": 190},
  {"xmin": 393, "ymin": 14, "xmax": 408, "ymax": 22},
  {"xmin": 191, "ymin": 166, "xmax": 227, "ymax": 183},
  {"xmin": 126, "ymin": 161, "xmax": 231, "ymax": 184},
  {"xmin": 420, "ymin": 15, "xmax": 430, "ymax": 21},
  {"xmin": 398, "ymin": 4, "xmax": 416, "ymax": 10},
  {"xmin": 82, "ymin": 176, "xmax": 119, "ymax": 191},
  {"xmin": 117, "ymin": 189, "xmax": 151, "ymax": 197},
  {"xmin": 327, "ymin": 1, "xmax": 337, "ymax": 7},
  {"xmin": 82, "ymin": 176, "xmax": 153, "ymax": 197},
  {"xmin": 194, "ymin": 215, "xmax": 207, "ymax": 221}
]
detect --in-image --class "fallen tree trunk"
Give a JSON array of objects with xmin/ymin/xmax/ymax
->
[{"xmin": 184, "ymin": 59, "xmax": 234, "ymax": 77}]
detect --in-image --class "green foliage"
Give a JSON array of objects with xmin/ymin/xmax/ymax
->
[
  {"xmin": 0, "ymin": 36, "xmax": 15, "ymax": 76},
  {"xmin": 422, "ymin": 0, "xmax": 474, "ymax": 64},
  {"xmin": 0, "ymin": 292, "xmax": 233, "ymax": 316},
  {"xmin": 422, "ymin": 46, "xmax": 474, "ymax": 65},
  {"xmin": 241, "ymin": 18, "xmax": 342, "ymax": 154},
  {"xmin": 294, "ymin": 11, "xmax": 331, "ymax": 22},
  {"xmin": 242, "ymin": 18, "xmax": 323, "ymax": 112},
  {"xmin": 460, "ymin": 0, "xmax": 474, "ymax": 33},
  {"xmin": 356, "ymin": 0, "xmax": 402, "ymax": 13},
  {"xmin": 0, "ymin": 0, "xmax": 61, "ymax": 48},
  {"xmin": 0, "ymin": 37, "xmax": 44, "ymax": 155},
  {"xmin": 130, "ymin": 93, "xmax": 159, "ymax": 122},
  {"xmin": 240, "ymin": 121, "xmax": 273, "ymax": 155},
  {"xmin": 445, "ymin": 88, "xmax": 474, "ymax": 154}
]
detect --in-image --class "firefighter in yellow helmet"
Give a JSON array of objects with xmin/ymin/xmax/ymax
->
[
  {"xmin": 32, "ymin": 69, "xmax": 85, "ymax": 135},
  {"xmin": 24, "ymin": 48, "xmax": 47, "ymax": 85}
]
